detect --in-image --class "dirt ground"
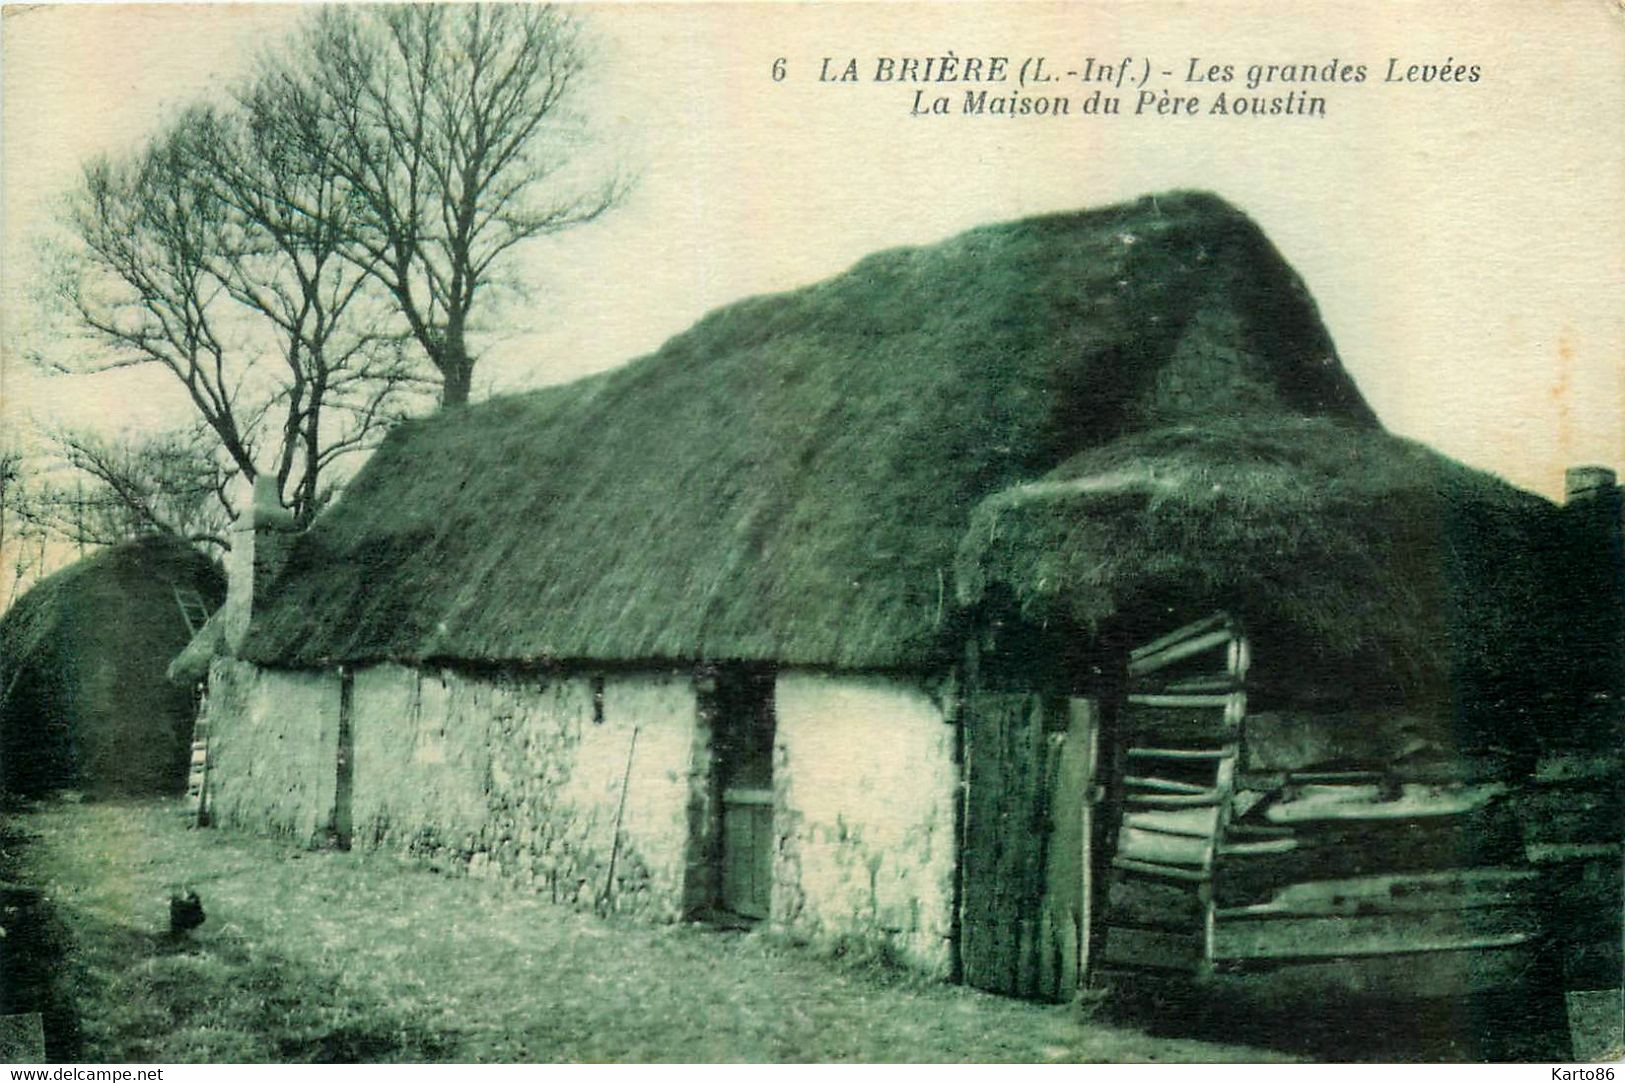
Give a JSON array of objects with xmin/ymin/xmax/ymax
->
[{"xmin": 2, "ymin": 798, "xmax": 1298, "ymax": 1064}]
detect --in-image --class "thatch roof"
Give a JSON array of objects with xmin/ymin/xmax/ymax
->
[
  {"xmin": 0, "ymin": 534, "xmax": 224, "ymax": 795},
  {"xmin": 245, "ymin": 191, "xmax": 1380, "ymax": 669},
  {"xmin": 242, "ymin": 191, "xmax": 1558, "ymax": 685},
  {"xmin": 167, "ymin": 608, "xmax": 226, "ymax": 685},
  {"xmin": 955, "ymin": 419, "xmax": 1567, "ymax": 717}
]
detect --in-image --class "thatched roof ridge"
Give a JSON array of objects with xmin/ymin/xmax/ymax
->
[
  {"xmin": 243, "ymin": 191, "xmax": 1395, "ymax": 669},
  {"xmin": 955, "ymin": 419, "xmax": 1562, "ymax": 710}
]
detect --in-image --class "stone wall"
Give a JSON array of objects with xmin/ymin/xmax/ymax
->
[
  {"xmin": 203, "ymin": 660, "xmax": 962, "ymax": 971},
  {"xmin": 772, "ymin": 671, "xmax": 958, "ymax": 976},
  {"xmin": 340, "ymin": 665, "xmax": 699, "ymax": 920},
  {"xmin": 203, "ymin": 658, "xmax": 340, "ymax": 846}
]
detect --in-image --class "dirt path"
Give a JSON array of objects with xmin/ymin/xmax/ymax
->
[{"xmin": 3, "ymin": 798, "xmax": 1293, "ymax": 1063}]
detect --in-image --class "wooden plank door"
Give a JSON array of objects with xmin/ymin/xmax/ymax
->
[
  {"xmin": 962, "ymin": 693, "xmax": 1097, "ymax": 1001},
  {"xmin": 722, "ymin": 788, "xmax": 773, "ymax": 918},
  {"xmin": 717, "ymin": 669, "xmax": 775, "ymax": 919},
  {"xmin": 332, "ymin": 668, "xmax": 355, "ymax": 850},
  {"xmin": 1037, "ymin": 698, "xmax": 1099, "ymax": 999},
  {"xmin": 962, "ymin": 692, "xmax": 1046, "ymax": 997}
]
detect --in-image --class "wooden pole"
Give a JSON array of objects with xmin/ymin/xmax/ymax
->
[
  {"xmin": 1077, "ymin": 699, "xmax": 1099, "ymax": 991},
  {"xmin": 600, "ymin": 725, "xmax": 640, "ymax": 912}
]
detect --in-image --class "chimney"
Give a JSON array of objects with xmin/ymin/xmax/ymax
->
[
  {"xmin": 222, "ymin": 476, "xmax": 299, "ymax": 650},
  {"xmin": 1565, "ymin": 465, "xmax": 1619, "ymax": 506},
  {"xmin": 1563, "ymin": 465, "xmax": 1623, "ymax": 569},
  {"xmin": 1564, "ymin": 465, "xmax": 1625, "ymax": 566},
  {"xmin": 1561, "ymin": 464, "xmax": 1625, "ymax": 710}
]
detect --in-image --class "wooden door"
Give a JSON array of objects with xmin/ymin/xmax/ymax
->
[
  {"xmin": 716, "ymin": 670, "xmax": 775, "ymax": 919},
  {"xmin": 332, "ymin": 669, "xmax": 354, "ymax": 851},
  {"xmin": 961, "ymin": 693, "xmax": 1099, "ymax": 1000},
  {"xmin": 721, "ymin": 788, "xmax": 773, "ymax": 918},
  {"xmin": 1041, "ymin": 699, "xmax": 1100, "ymax": 997}
]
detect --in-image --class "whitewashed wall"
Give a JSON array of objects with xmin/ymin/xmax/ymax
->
[
  {"xmin": 204, "ymin": 662, "xmax": 704, "ymax": 919},
  {"xmin": 203, "ymin": 660, "xmax": 962, "ymax": 974},
  {"xmin": 351, "ymin": 665, "xmax": 702, "ymax": 918},
  {"xmin": 203, "ymin": 658, "xmax": 340, "ymax": 846},
  {"xmin": 772, "ymin": 672, "xmax": 958, "ymax": 976}
]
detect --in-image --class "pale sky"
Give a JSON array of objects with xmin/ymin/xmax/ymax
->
[{"xmin": 3, "ymin": 1, "xmax": 1622, "ymax": 500}]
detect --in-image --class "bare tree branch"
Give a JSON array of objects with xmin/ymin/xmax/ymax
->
[
  {"xmin": 262, "ymin": 4, "xmax": 629, "ymax": 407},
  {"xmin": 20, "ymin": 426, "xmax": 234, "ymax": 553},
  {"xmin": 51, "ymin": 103, "xmax": 435, "ymax": 529}
]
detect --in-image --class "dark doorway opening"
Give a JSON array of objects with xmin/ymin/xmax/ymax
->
[
  {"xmin": 712, "ymin": 667, "xmax": 776, "ymax": 920},
  {"xmin": 332, "ymin": 668, "xmax": 354, "ymax": 850}
]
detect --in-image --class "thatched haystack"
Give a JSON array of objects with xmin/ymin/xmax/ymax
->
[
  {"xmin": 0, "ymin": 534, "xmax": 224, "ymax": 795},
  {"xmin": 244, "ymin": 191, "xmax": 1379, "ymax": 670}
]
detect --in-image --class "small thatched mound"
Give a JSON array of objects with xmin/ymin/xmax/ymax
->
[
  {"xmin": 955, "ymin": 420, "xmax": 1573, "ymax": 733},
  {"xmin": 244, "ymin": 191, "xmax": 1378, "ymax": 670},
  {"xmin": 0, "ymin": 535, "xmax": 224, "ymax": 795}
]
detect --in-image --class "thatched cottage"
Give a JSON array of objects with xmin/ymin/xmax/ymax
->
[
  {"xmin": 185, "ymin": 192, "xmax": 1621, "ymax": 1002},
  {"xmin": 1, "ymin": 534, "xmax": 223, "ymax": 795}
]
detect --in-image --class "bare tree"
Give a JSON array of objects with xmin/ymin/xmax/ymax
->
[
  {"xmin": 60, "ymin": 140, "xmax": 252, "ymax": 471},
  {"xmin": 0, "ymin": 445, "xmax": 35, "ymax": 604},
  {"xmin": 263, "ymin": 4, "xmax": 626, "ymax": 406},
  {"xmin": 27, "ymin": 426, "xmax": 235, "ymax": 552},
  {"xmin": 187, "ymin": 103, "xmax": 437, "ymax": 516},
  {"xmin": 0, "ymin": 445, "xmax": 23, "ymax": 568},
  {"xmin": 0, "ymin": 430, "xmax": 226, "ymax": 607},
  {"xmin": 35, "ymin": 0, "xmax": 618, "ymax": 564},
  {"xmin": 0, "ymin": 448, "xmax": 59, "ymax": 607},
  {"xmin": 50, "ymin": 105, "xmax": 434, "ymax": 526}
]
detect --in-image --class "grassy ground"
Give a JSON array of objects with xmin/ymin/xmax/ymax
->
[{"xmin": 2, "ymin": 798, "xmax": 1292, "ymax": 1064}]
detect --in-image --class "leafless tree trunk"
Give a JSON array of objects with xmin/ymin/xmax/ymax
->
[
  {"xmin": 262, "ymin": 4, "xmax": 627, "ymax": 407},
  {"xmin": 50, "ymin": 106, "xmax": 434, "ymax": 527}
]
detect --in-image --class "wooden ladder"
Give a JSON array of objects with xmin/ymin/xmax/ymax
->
[
  {"xmin": 1098, "ymin": 613, "xmax": 1249, "ymax": 976},
  {"xmin": 183, "ymin": 705, "xmax": 209, "ymax": 822},
  {"xmin": 172, "ymin": 585, "xmax": 215, "ymax": 824},
  {"xmin": 172, "ymin": 586, "xmax": 211, "ymax": 637}
]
